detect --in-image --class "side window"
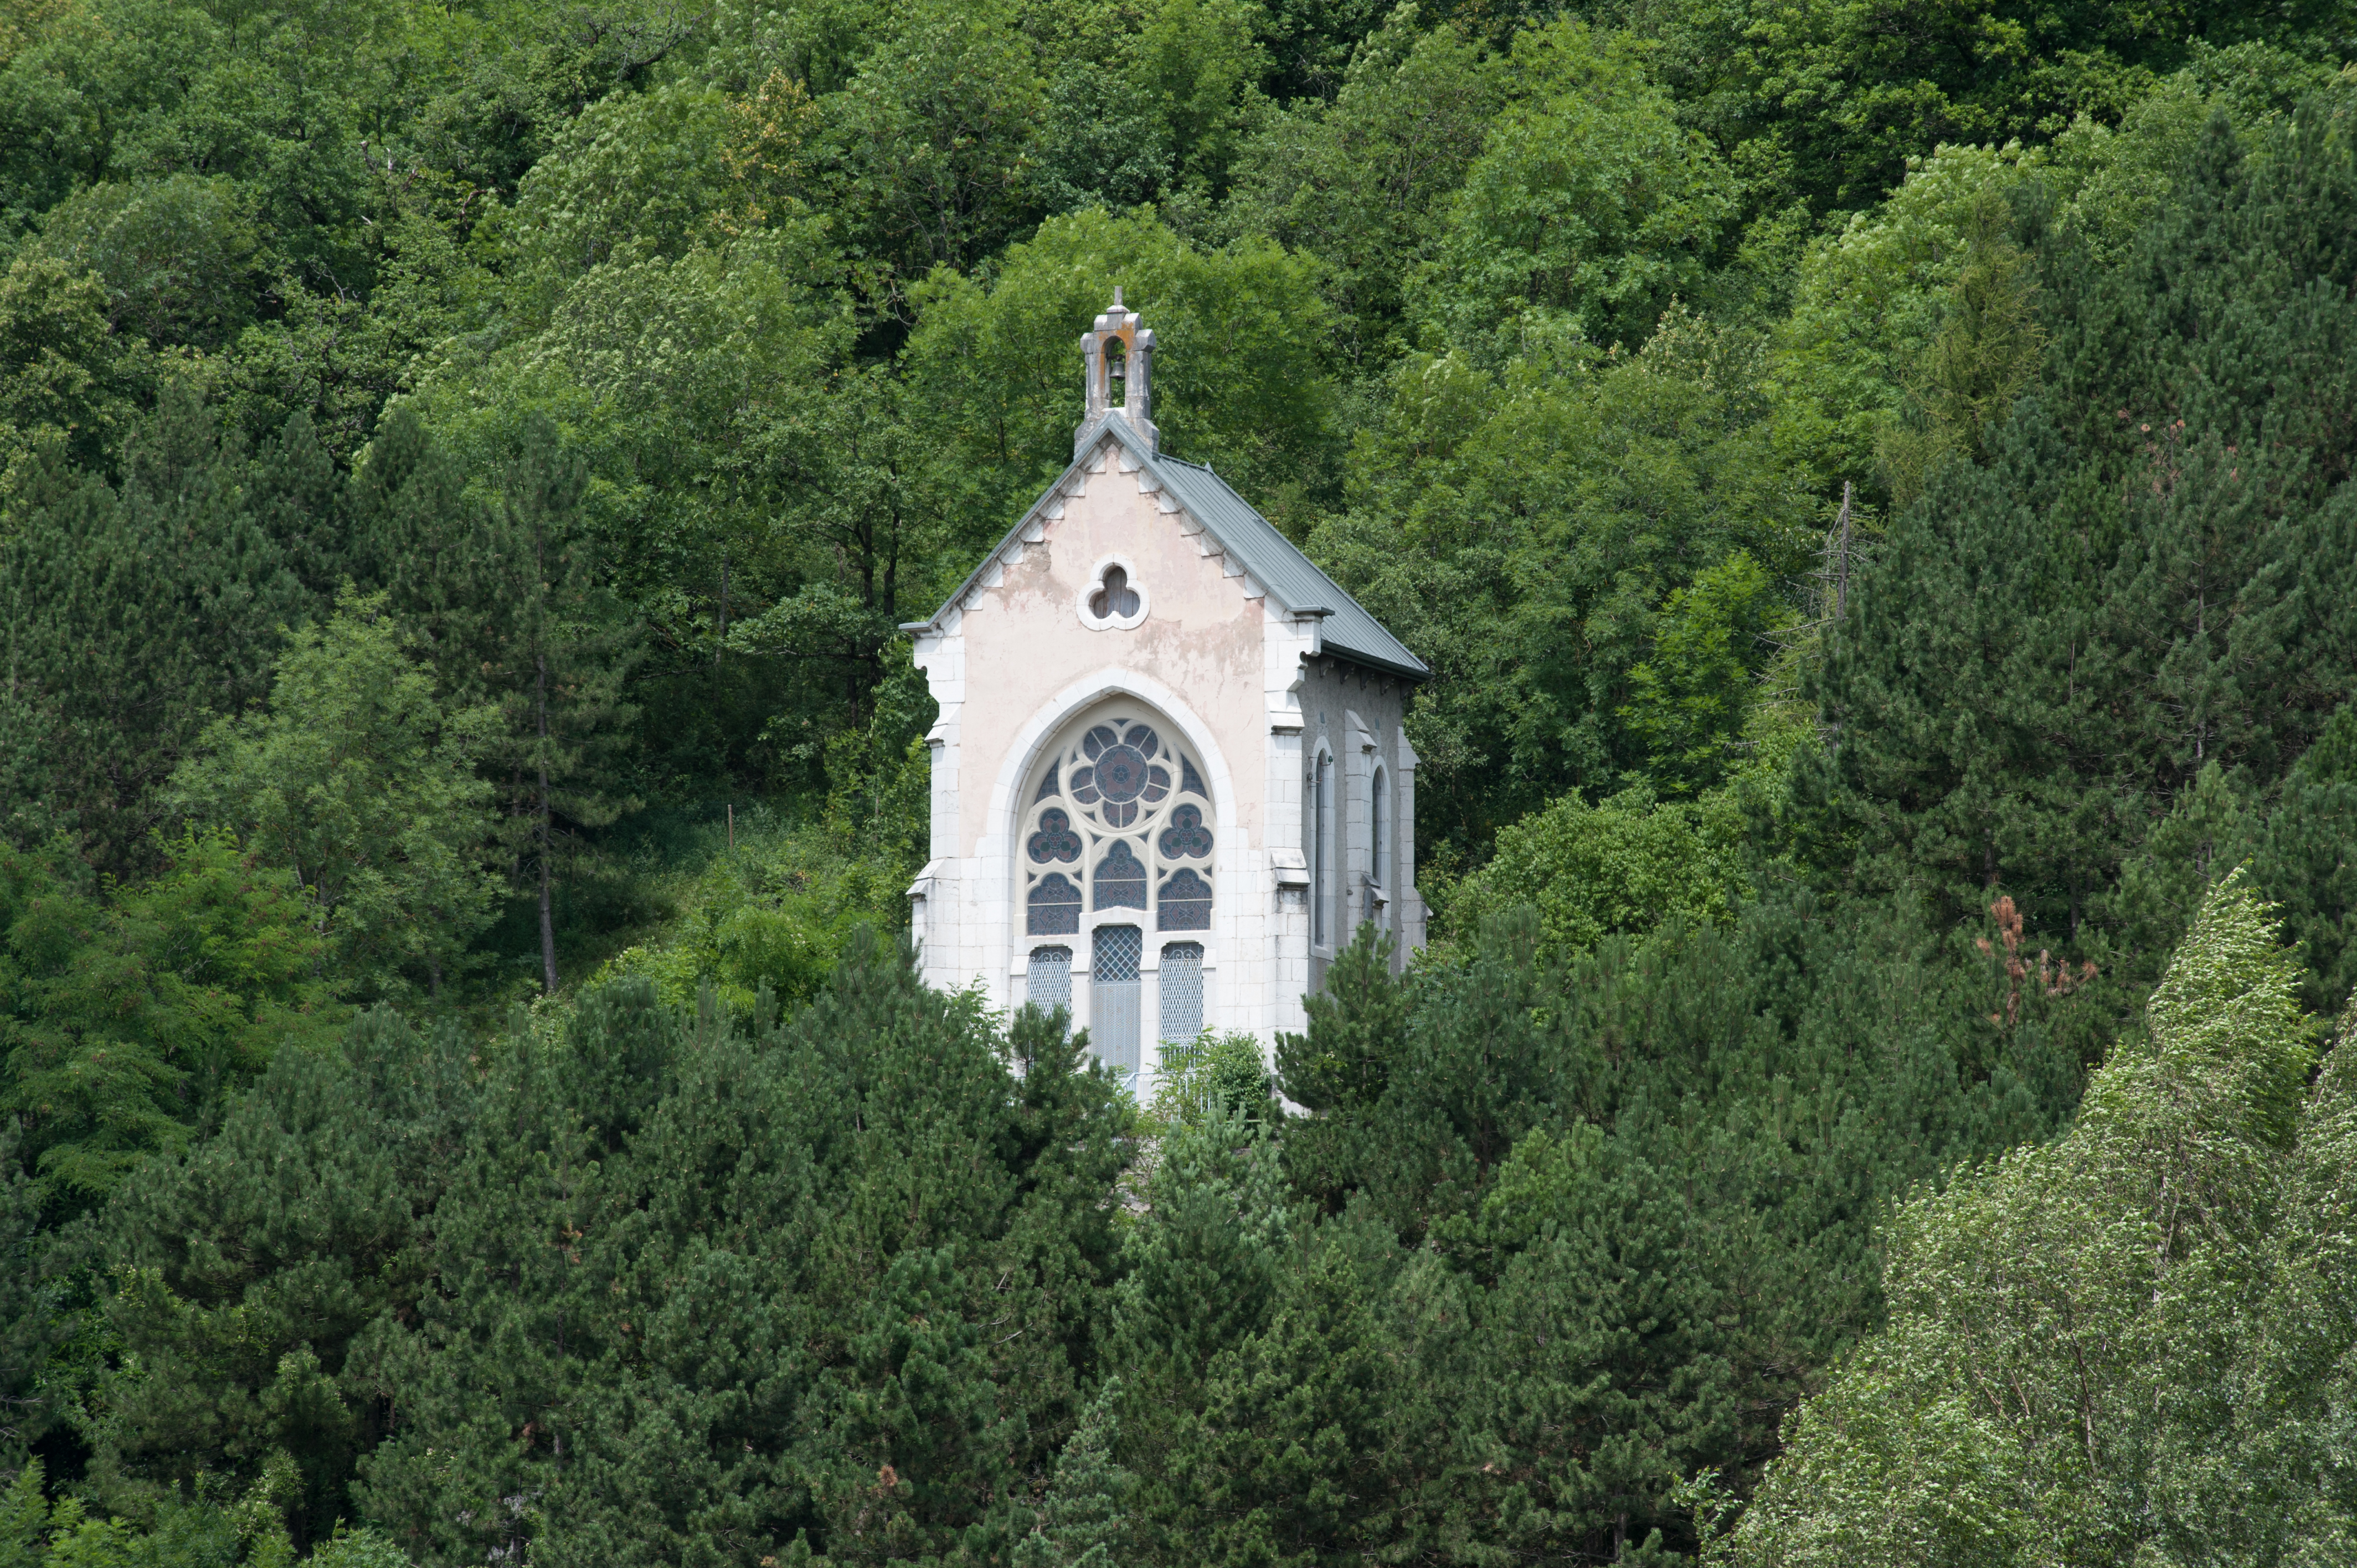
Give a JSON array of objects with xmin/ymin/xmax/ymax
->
[
  {"xmin": 1311, "ymin": 749, "xmax": 1333, "ymax": 948},
  {"xmin": 1372, "ymin": 766, "xmax": 1389, "ymax": 894},
  {"xmin": 1160, "ymin": 942, "xmax": 1204, "ymax": 1042},
  {"xmin": 1028, "ymin": 947, "xmax": 1072, "ymax": 1020}
]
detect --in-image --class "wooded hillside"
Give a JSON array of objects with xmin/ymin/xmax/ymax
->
[{"xmin": 3, "ymin": 2, "xmax": 2355, "ymax": 1563}]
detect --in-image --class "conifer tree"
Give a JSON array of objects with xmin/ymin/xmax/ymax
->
[
  {"xmin": 470, "ymin": 416, "xmax": 640, "ymax": 992},
  {"xmin": 0, "ymin": 390, "xmax": 306, "ymax": 871},
  {"xmin": 343, "ymin": 405, "xmax": 483, "ymax": 649},
  {"xmin": 354, "ymin": 934, "xmax": 1131, "ymax": 1567},
  {"xmin": 243, "ymin": 409, "xmax": 352, "ymax": 605},
  {"xmin": 1733, "ymin": 873, "xmax": 2320, "ymax": 1566},
  {"xmin": 1015, "ymin": 1380, "xmax": 1133, "ymax": 1568},
  {"xmin": 1798, "ymin": 94, "xmax": 2357, "ymax": 952},
  {"xmin": 2254, "ymin": 702, "xmax": 2357, "ymax": 1015},
  {"xmin": 80, "ymin": 1008, "xmax": 474, "ymax": 1549},
  {"xmin": 1275, "ymin": 927, "xmax": 1408, "ymax": 1214},
  {"xmin": 0, "ymin": 1124, "xmax": 69, "ymax": 1458}
]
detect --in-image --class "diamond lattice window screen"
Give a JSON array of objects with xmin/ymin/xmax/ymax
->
[
  {"xmin": 1092, "ymin": 925, "xmax": 1144, "ymax": 1079},
  {"xmin": 1160, "ymin": 942, "xmax": 1203, "ymax": 1043},
  {"xmin": 1028, "ymin": 946, "xmax": 1072, "ymax": 1023}
]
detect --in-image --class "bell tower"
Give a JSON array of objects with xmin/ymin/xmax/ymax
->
[{"xmin": 1075, "ymin": 287, "xmax": 1157, "ymax": 458}]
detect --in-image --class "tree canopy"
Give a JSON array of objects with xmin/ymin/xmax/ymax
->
[{"xmin": 2, "ymin": 0, "xmax": 2355, "ymax": 1560}]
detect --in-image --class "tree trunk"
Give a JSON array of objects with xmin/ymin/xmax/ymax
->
[
  {"xmin": 539, "ymin": 837, "xmax": 556, "ymax": 994},
  {"xmin": 538, "ymin": 651, "xmax": 558, "ymax": 994}
]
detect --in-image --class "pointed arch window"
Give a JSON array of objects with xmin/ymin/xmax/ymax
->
[
  {"xmin": 1311, "ymin": 748, "xmax": 1334, "ymax": 948},
  {"xmin": 1028, "ymin": 874, "xmax": 1081, "ymax": 935},
  {"xmin": 1158, "ymin": 869, "xmax": 1212, "ymax": 930},
  {"xmin": 1019, "ymin": 703, "xmax": 1217, "ymax": 1002},
  {"xmin": 1095, "ymin": 842, "xmax": 1147, "ymax": 910}
]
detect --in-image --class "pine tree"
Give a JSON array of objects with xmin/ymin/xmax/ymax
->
[
  {"xmin": 1275, "ymin": 927, "xmax": 1408, "ymax": 1215},
  {"xmin": 1798, "ymin": 94, "xmax": 2357, "ymax": 953},
  {"xmin": 355, "ymin": 933, "xmax": 1132, "ymax": 1567},
  {"xmin": 1732, "ymin": 874, "xmax": 2319, "ymax": 1566},
  {"xmin": 1015, "ymin": 1380, "xmax": 1134, "ymax": 1568},
  {"xmin": 343, "ymin": 405, "xmax": 481, "ymax": 643},
  {"xmin": 0, "ymin": 1123, "xmax": 72, "ymax": 1459},
  {"xmin": 0, "ymin": 390, "xmax": 306, "ymax": 872},
  {"xmin": 81, "ymin": 1008, "xmax": 474, "ymax": 1549},
  {"xmin": 243, "ymin": 409, "xmax": 352, "ymax": 605},
  {"xmin": 465, "ymin": 415, "xmax": 640, "ymax": 993},
  {"xmin": 1875, "ymin": 183, "xmax": 2047, "ymax": 509},
  {"xmin": 1156, "ymin": 1233, "xmax": 1396, "ymax": 1565},
  {"xmin": 1276, "ymin": 912, "xmax": 1569, "ymax": 1240},
  {"xmin": 2255, "ymin": 702, "xmax": 2357, "ymax": 1014}
]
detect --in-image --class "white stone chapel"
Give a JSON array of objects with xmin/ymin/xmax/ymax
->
[{"xmin": 903, "ymin": 292, "xmax": 1428, "ymax": 1085}]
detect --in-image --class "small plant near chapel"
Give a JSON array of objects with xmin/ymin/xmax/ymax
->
[{"xmin": 1150, "ymin": 1030, "xmax": 1273, "ymax": 1128}]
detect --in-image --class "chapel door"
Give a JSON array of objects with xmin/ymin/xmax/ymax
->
[{"xmin": 1092, "ymin": 925, "xmax": 1143, "ymax": 1081}]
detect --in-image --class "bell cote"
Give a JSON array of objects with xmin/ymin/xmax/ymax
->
[{"xmin": 1075, "ymin": 288, "xmax": 1158, "ymax": 458}]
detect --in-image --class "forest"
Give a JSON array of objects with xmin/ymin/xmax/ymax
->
[{"xmin": 3, "ymin": 0, "xmax": 2357, "ymax": 1562}]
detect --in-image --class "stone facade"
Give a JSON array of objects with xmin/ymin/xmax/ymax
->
[{"xmin": 902, "ymin": 294, "xmax": 1426, "ymax": 1085}]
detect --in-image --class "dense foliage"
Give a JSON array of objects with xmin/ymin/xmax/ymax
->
[
  {"xmin": 1735, "ymin": 874, "xmax": 2357, "ymax": 1567},
  {"xmin": 5, "ymin": 0, "xmax": 2357, "ymax": 1561},
  {"xmin": 8, "ymin": 906, "xmax": 2097, "ymax": 1566}
]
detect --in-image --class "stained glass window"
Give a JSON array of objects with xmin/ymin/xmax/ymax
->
[
  {"xmin": 1158, "ymin": 803, "xmax": 1212, "ymax": 859},
  {"xmin": 1158, "ymin": 869, "xmax": 1212, "ymax": 930},
  {"xmin": 1028, "ymin": 873, "xmax": 1081, "ymax": 934},
  {"xmin": 1095, "ymin": 841, "xmax": 1147, "ymax": 909},
  {"xmin": 1020, "ymin": 705, "xmax": 1214, "ymax": 959},
  {"xmin": 1071, "ymin": 719, "xmax": 1170, "ymax": 829},
  {"xmin": 1027, "ymin": 808, "xmax": 1082, "ymax": 864}
]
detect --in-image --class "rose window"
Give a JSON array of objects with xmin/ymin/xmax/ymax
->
[{"xmin": 1071, "ymin": 721, "xmax": 1171, "ymax": 828}]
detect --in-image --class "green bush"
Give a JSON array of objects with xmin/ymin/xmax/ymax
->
[
  {"xmin": 589, "ymin": 804, "xmax": 907, "ymax": 1013},
  {"xmin": 1151, "ymin": 1030, "xmax": 1272, "ymax": 1127},
  {"xmin": 1439, "ymin": 786, "xmax": 1744, "ymax": 959}
]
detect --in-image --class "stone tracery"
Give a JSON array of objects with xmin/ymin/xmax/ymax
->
[{"xmin": 1021, "ymin": 708, "xmax": 1212, "ymax": 937}]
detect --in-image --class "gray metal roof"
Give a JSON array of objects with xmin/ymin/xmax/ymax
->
[{"xmin": 905, "ymin": 416, "xmax": 1428, "ymax": 680}]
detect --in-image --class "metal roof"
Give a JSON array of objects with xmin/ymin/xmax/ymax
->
[{"xmin": 904, "ymin": 416, "xmax": 1429, "ymax": 680}]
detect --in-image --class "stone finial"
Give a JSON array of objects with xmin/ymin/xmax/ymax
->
[{"xmin": 1075, "ymin": 289, "xmax": 1157, "ymax": 459}]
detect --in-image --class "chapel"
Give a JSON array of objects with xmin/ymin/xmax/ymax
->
[{"xmin": 903, "ymin": 292, "xmax": 1428, "ymax": 1087}]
